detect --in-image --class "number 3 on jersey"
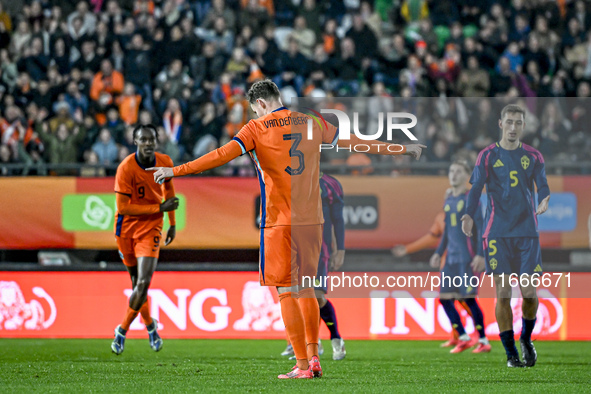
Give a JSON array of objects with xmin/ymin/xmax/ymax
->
[{"xmin": 283, "ymin": 133, "xmax": 305, "ymax": 175}]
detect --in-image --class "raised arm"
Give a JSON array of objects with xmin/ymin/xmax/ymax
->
[
  {"xmin": 174, "ymin": 140, "xmax": 243, "ymax": 176},
  {"xmin": 404, "ymin": 212, "xmax": 445, "ymax": 255},
  {"xmin": 149, "ymin": 140, "xmax": 243, "ymax": 183}
]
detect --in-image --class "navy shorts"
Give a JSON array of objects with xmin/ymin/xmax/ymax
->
[
  {"xmin": 484, "ymin": 237, "xmax": 542, "ymax": 275},
  {"xmin": 440, "ymin": 260, "xmax": 481, "ymax": 297}
]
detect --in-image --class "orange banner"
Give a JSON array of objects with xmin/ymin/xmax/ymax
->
[
  {"xmin": 0, "ymin": 272, "xmax": 589, "ymax": 340},
  {"xmin": 0, "ymin": 176, "xmax": 589, "ymax": 250},
  {"xmin": 0, "ymin": 178, "xmax": 76, "ymax": 249}
]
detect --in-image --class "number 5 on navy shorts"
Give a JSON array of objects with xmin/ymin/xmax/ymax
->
[{"xmin": 484, "ymin": 237, "xmax": 542, "ymax": 275}]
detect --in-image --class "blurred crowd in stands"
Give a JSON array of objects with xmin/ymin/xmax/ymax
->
[{"xmin": 1, "ymin": 0, "xmax": 591, "ymax": 176}]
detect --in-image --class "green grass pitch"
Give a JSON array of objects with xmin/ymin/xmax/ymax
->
[{"xmin": 0, "ymin": 339, "xmax": 590, "ymax": 393}]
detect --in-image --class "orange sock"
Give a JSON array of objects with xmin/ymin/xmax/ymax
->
[
  {"xmin": 121, "ymin": 306, "xmax": 139, "ymax": 331},
  {"xmin": 298, "ymin": 288, "xmax": 320, "ymax": 360},
  {"xmin": 279, "ymin": 292, "xmax": 308, "ymax": 370},
  {"xmin": 140, "ymin": 301, "xmax": 153, "ymax": 327}
]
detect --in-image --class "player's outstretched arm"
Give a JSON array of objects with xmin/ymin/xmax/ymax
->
[
  {"xmin": 148, "ymin": 141, "xmax": 243, "ymax": 183},
  {"xmin": 403, "ymin": 144, "xmax": 427, "ymax": 160},
  {"xmin": 392, "ymin": 212, "xmax": 445, "ymax": 257},
  {"xmin": 391, "ymin": 245, "xmax": 408, "ymax": 257}
]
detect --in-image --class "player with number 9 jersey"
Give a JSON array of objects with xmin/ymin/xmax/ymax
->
[{"xmin": 114, "ymin": 151, "xmax": 176, "ymax": 262}]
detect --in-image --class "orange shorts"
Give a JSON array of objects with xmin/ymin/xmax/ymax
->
[
  {"xmin": 116, "ymin": 229, "xmax": 162, "ymax": 267},
  {"xmin": 259, "ymin": 224, "xmax": 322, "ymax": 287}
]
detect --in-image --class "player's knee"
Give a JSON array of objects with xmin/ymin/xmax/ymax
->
[
  {"xmin": 316, "ymin": 292, "xmax": 327, "ymax": 308},
  {"xmin": 494, "ymin": 281, "xmax": 512, "ymax": 299},
  {"xmin": 521, "ymin": 286, "xmax": 537, "ymax": 299},
  {"xmin": 496, "ymin": 297, "xmax": 511, "ymax": 310},
  {"xmin": 522, "ymin": 296, "xmax": 538, "ymax": 307},
  {"xmin": 136, "ymin": 278, "xmax": 151, "ymax": 295},
  {"xmin": 439, "ymin": 298, "xmax": 454, "ymax": 307},
  {"xmin": 494, "ymin": 285, "xmax": 512, "ymax": 303}
]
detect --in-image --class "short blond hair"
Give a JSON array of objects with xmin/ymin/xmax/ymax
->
[
  {"xmin": 451, "ymin": 159, "xmax": 471, "ymax": 174},
  {"xmin": 500, "ymin": 104, "xmax": 525, "ymax": 120}
]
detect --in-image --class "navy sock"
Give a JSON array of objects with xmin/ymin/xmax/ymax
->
[
  {"xmin": 521, "ymin": 317, "xmax": 536, "ymax": 343},
  {"xmin": 440, "ymin": 299, "xmax": 465, "ymax": 336},
  {"xmin": 499, "ymin": 330, "xmax": 519, "ymax": 358},
  {"xmin": 462, "ymin": 298, "xmax": 485, "ymax": 338},
  {"xmin": 319, "ymin": 300, "xmax": 341, "ymax": 339}
]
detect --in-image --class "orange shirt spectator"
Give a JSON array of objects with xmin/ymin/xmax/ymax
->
[
  {"xmin": 118, "ymin": 84, "xmax": 142, "ymax": 125},
  {"xmin": 241, "ymin": 0, "xmax": 274, "ymax": 16},
  {"xmin": 90, "ymin": 59, "xmax": 124, "ymax": 103},
  {"xmin": 134, "ymin": 0, "xmax": 155, "ymax": 15}
]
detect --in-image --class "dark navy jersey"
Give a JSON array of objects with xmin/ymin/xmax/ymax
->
[
  {"xmin": 436, "ymin": 191, "xmax": 484, "ymax": 264},
  {"xmin": 320, "ymin": 174, "xmax": 345, "ymax": 259},
  {"xmin": 466, "ymin": 142, "xmax": 550, "ymax": 239}
]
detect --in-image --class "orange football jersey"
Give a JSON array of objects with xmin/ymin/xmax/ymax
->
[
  {"xmin": 115, "ymin": 152, "xmax": 174, "ymax": 238},
  {"xmin": 174, "ymin": 107, "xmax": 338, "ymax": 227}
]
